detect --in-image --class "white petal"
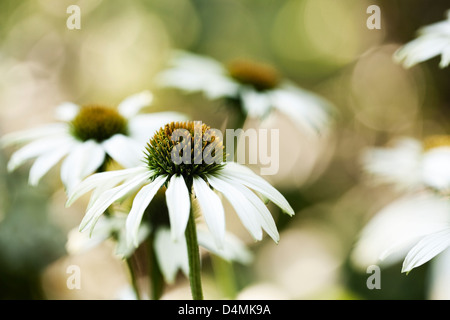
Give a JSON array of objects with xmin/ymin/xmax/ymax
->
[
  {"xmin": 127, "ymin": 112, "xmax": 188, "ymax": 144},
  {"xmin": 153, "ymin": 227, "xmax": 189, "ymax": 284},
  {"xmin": 60, "ymin": 140, "xmax": 106, "ymax": 194},
  {"xmin": 222, "ymin": 177, "xmax": 279, "ymax": 243},
  {"xmin": 421, "ymin": 147, "xmax": 450, "ymax": 192},
  {"xmin": 361, "ymin": 138, "xmax": 423, "ymax": 190},
  {"xmin": 165, "ymin": 175, "xmax": 191, "ymax": 241},
  {"xmin": 351, "ymin": 192, "xmax": 450, "ymax": 269},
  {"xmin": 157, "ymin": 51, "xmax": 239, "ymax": 99},
  {"xmin": 54, "ymin": 102, "xmax": 80, "ymax": 121},
  {"xmin": 126, "ymin": 175, "xmax": 167, "ymax": 247},
  {"xmin": 118, "ymin": 91, "xmax": 153, "ymax": 119},
  {"xmin": 0, "ymin": 123, "xmax": 69, "ymax": 147},
  {"xmin": 66, "ymin": 166, "xmax": 148, "ymax": 207},
  {"xmin": 79, "ymin": 170, "xmax": 151, "ymax": 233},
  {"xmin": 102, "ymin": 134, "xmax": 144, "ymax": 168},
  {"xmin": 207, "ymin": 175, "xmax": 263, "ymax": 241},
  {"xmin": 394, "ymin": 36, "xmax": 450, "ymax": 68},
  {"xmin": 240, "ymin": 88, "xmax": 272, "ymax": 118},
  {"xmin": 220, "ymin": 162, "xmax": 295, "ymax": 216},
  {"xmin": 197, "ymin": 228, "xmax": 253, "ymax": 264},
  {"xmin": 402, "ymin": 228, "xmax": 450, "ymax": 273},
  {"xmin": 7, "ymin": 135, "xmax": 72, "ymax": 172},
  {"xmin": 270, "ymin": 83, "xmax": 332, "ymax": 134},
  {"xmin": 28, "ymin": 139, "xmax": 74, "ymax": 186},
  {"xmin": 193, "ymin": 177, "xmax": 226, "ymax": 248},
  {"xmin": 116, "ymin": 220, "xmax": 151, "ymax": 258}
]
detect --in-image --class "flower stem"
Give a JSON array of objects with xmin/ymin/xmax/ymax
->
[
  {"xmin": 185, "ymin": 208, "xmax": 203, "ymax": 300},
  {"xmin": 148, "ymin": 235, "xmax": 164, "ymax": 300}
]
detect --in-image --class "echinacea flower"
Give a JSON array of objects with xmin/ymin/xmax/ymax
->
[
  {"xmin": 394, "ymin": 9, "xmax": 450, "ymax": 68},
  {"xmin": 361, "ymin": 135, "xmax": 450, "ymax": 195},
  {"xmin": 66, "ymin": 121, "xmax": 295, "ymax": 249},
  {"xmin": 353, "ymin": 135, "xmax": 450, "ymax": 275},
  {"xmin": 1, "ymin": 91, "xmax": 187, "ymax": 193},
  {"xmin": 157, "ymin": 51, "xmax": 333, "ymax": 133}
]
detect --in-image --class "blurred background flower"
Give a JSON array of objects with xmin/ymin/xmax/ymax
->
[{"xmin": 1, "ymin": 0, "xmax": 450, "ymax": 300}]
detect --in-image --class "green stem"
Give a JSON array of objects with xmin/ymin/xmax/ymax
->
[{"xmin": 185, "ymin": 209, "xmax": 203, "ymax": 300}]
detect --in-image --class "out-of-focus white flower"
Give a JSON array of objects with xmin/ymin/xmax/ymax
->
[
  {"xmin": 354, "ymin": 134, "xmax": 450, "ymax": 283},
  {"xmin": 361, "ymin": 136, "xmax": 450, "ymax": 194},
  {"xmin": 1, "ymin": 91, "xmax": 187, "ymax": 193},
  {"xmin": 394, "ymin": 10, "xmax": 450, "ymax": 68},
  {"xmin": 66, "ymin": 121, "xmax": 294, "ymax": 250},
  {"xmin": 157, "ymin": 51, "xmax": 333, "ymax": 134}
]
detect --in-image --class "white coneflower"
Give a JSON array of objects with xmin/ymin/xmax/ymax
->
[
  {"xmin": 67, "ymin": 121, "xmax": 294, "ymax": 247},
  {"xmin": 1, "ymin": 91, "xmax": 187, "ymax": 193},
  {"xmin": 394, "ymin": 10, "xmax": 450, "ymax": 68},
  {"xmin": 361, "ymin": 136, "xmax": 450, "ymax": 195},
  {"xmin": 66, "ymin": 121, "xmax": 294, "ymax": 299},
  {"xmin": 157, "ymin": 51, "xmax": 333, "ymax": 133},
  {"xmin": 354, "ymin": 135, "xmax": 450, "ymax": 275}
]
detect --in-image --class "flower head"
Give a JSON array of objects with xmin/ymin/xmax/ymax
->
[
  {"xmin": 66, "ymin": 121, "xmax": 295, "ymax": 250},
  {"xmin": 394, "ymin": 10, "xmax": 450, "ymax": 68},
  {"xmin": 1, "ymin": 91, "xmax": 187, "ymax": 193},
  {"xmin": 157, "ymin": 51, "xmax": 333, "ymax": 133}
]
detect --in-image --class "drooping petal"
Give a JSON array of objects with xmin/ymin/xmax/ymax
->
[
  {"xmin": 118, "ymin": 90, "xmax": 153, "ymax": 119},
  {"xmin": 66, "ymin": 166, "xmax": 149, "ymax": 207},
  {"xmin": 79, "ymin": 170, "xmax": 152, "ymax": 233},
  {"xmin": 222, "ymin": 177, "xmax": 279, "ymax": 243},
  {"xmin": 102, "ymin": 134, "xmax": 144, "ymax": 168},
  {"xmin": 197, "ymin": 228, "xmax": 253, "ymax": 264},
  {"xmin": 156, "ymin": 51, "xmax": 239, "ymax": 100},
  {"xmin": 270, "ymin": 82, "xmax": 333, "ymax": 134},
  {"xmin": 240, "ymin": 88, "xmax": 272, "ymax": 118},
  {"xmin": 402, "ymin": 228, "xmax": 450, "ymax": 273},
  {"xmin": 153, "ymin": 227, "xmax": 189, "ymax": 284},
  {"xmin": 193, "ymin": 177, "xmax": 226, "ymax": 248},
  {"xmin": 207, "ymin": 175, "xmax": 263, "ymax": 241},
  {"xmin": 220, "ymin": 162, "xmax": 295, "ymax": 216},
  {"xmin": 0, "ymin": 123, "xmax": 69, "ymax": 147},
  {"xmin": 7, "ymin": 135, "xmax": 73, "ymax": 172},
  {"xmin": 28, "ymin": 139, "xmax": 75, "ymax": 186},
  {"xmin": 126, "ymin": 175, "xmax": 167, "ymax": 247},
  {"xmin": 60, "ymin": 140, "xmax": 106, "ymax": 194},
  {"xmin": 165, "ymin": 175, "xmax": 191, "ymax": 241}
]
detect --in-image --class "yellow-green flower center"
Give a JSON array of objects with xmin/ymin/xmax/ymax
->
[
  {"xmin": 227, "ymin": 59, "xmax": 280, "ymax": 91},
  {"xmin": 145, "ymin": 121, "xmax": 225, "ymax": 180},
  {"xmin": 423, "ymin": 135, "xmax": 450, "ymax": 151},
  {"xmin": 70, "ymin": 105, "xmax": 128, "ymax": 142}
]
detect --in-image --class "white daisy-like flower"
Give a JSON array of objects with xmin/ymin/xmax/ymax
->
[
  {"xmin": 66, "ymin": 121, "xmax": 295, "ymax": 249},
  {"xmin": 394, "ymin": 9, "xmax": 450, "ymax": 68},
  {"xmin": 1, "ymin": 91, "xmax": 187, "ymax": 193},
  {"xmin": 354, "ymin": 135, "xmax": 450, "ymax": 275},
  {"xmin": 157, "ymin": 51, "xmax": 333, "ymax": 133},
  {"xmin": 66, "ymin": 215, "xmax": 252, "ymax": 284},
  {"xmin": 361, "ymin": 135, "xmax": 450, "ymax": 194}
]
